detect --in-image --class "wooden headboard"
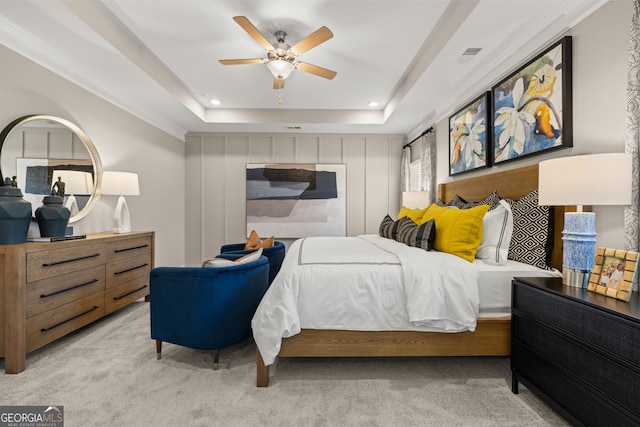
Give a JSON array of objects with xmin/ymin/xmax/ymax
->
[{"xmin": 437, "ymin": 164, "xmax": 571, "ymax": 271}]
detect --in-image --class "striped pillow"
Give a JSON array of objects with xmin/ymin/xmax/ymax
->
[
  {"xmin": 379, "ymin": 215, "xmax": 401, "ymax": 240},
  {"xmin": 395, "ymin": 217, "xmax": 435, "ymax": 251}
]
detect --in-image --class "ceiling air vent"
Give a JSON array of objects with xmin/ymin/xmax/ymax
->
[{"xmin": 462, "ymin": 48, "xmax": 482, "ymax": 56}]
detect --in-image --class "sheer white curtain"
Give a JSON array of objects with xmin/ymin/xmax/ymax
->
[
  {"xmin": 419, "ymin": 130, "xmax": 437, "ymax": 205},
  {"xmin": 401, "ymin": 145, "xmax": 411, "ymax": 192},
  {"xmin": 625, "ymin": 0, "xmax": 640, "ymax": 291}
]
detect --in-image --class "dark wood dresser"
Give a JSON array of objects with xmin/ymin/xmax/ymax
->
[
  {"xmin": 511, "ymin": 277, "xmax": 640, "ymax": 426},
  {"xmin": 0, "ymin": 231, "xmax": 154, "ymax": 374}
]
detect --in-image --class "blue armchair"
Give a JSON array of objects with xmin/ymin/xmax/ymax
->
[
  {"xmin": 150, "ymin": 254, "xmax": 269, "ymax": 368},
  {"xmin": 219, "ymin": 241, "xmax": 285, "ymax": 285}
]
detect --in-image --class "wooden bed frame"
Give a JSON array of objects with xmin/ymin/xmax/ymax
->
[{"xmin": 256, "ymin": 164, "xmax": 570, "ymax": 387}]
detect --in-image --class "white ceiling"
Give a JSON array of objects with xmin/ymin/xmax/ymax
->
[{"xmin": 0, "ymin": 0, "xmax": 608, "ymax": 141}]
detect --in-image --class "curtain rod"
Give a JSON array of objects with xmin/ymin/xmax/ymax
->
[{"xmin": 403, "ymin": 127, "xmax": 433, "ymax": 149}]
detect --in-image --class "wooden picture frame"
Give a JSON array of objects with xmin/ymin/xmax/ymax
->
[
  {"xmin": 491, "ymin": 36, "xmax": 572, "ymax": 165},
  {"xmin": 587, "ymin": 247, "xmax": 639, "ymax": 302},
  {"xmin": 449, "ymin": 92, "xmax": 491, "ymax": 176}
]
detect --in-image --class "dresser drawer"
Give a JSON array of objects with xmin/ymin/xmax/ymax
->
[
  {"xmin": 106, "ymin": 253, "xmax": 151, "ymax": 288},
  {"xmin": 27, "ymin": 243, "xmax": 106, "ymax": 282},
  {"xmin": 26, "ymin": 292, "xmax": 105, "ymax": 352},
  {"xmin": 105, "ymin": 277, "xmax": 149, "ymax": 314},
  {"xmin": 514, "ymin": 344, "xmax": 639, "ymax": 427},
  {"xmin": 514, "ymin": 315, "xmax": 640, "ymax": 416},
  {"xmin": 106, "ymin": 236, "xmax": 152, "ymax": 263},
  {"xmin": 27, "ymin": 265, "xmax": 106, "ymax": 318},
  {"xmin": 513, "ymin": 282, "xmax": 640, "ymax": 369}
]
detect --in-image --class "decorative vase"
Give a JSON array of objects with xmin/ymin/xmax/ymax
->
[
  {"xmin": 35, "ymin": 196, "xmax": 71, "ymax": 237},
  {"xmin": 0, "ymin": 186, "xmax": 33, "ymax": 244}
]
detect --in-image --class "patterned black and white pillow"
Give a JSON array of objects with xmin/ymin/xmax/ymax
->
[
  {"xmin": 395, "ymin": 217, "xmax": 435, "ymax": 251},
  {"xmin": 503, "ymin": 189, "xmax": 554, "ymax": 270},
  {"xmin": 379, "ymin": 215, "xmax": 400, "ymax": 240},
  {"xmin": 462, "ymin": 191, "xmax": 500, "ymax": 210},
  {"xmin": 446, "ymin": 194, "xmax": 467, "ymax": 208}
]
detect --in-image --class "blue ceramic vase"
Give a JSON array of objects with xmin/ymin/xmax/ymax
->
[
  {"xmin": 0, "ymin": 186, "xmax": 32, "ymax": 244},
  {"xmin": 35, "ymin": 196, "xmax": 70, "ymax": 237}
]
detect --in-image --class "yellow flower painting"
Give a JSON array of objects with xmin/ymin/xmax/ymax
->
[
  {"xmin": 491, "ymin": 36, "xmax": 572, "ymax": 164},
  {"xmin": 449, "ymin": 92, "xmax": 490, "ymax": 175}
]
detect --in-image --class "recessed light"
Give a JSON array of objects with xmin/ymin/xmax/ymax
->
[
  {"xmin": 368, "ymin": 101, "xmax": 379, "ymax": 107},
  {"xmin": 210, "ymin": 99, "xmax": 221, "ymax": 105}
]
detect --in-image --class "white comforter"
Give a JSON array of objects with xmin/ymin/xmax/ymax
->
[{"xmin": 251, "ymin": 234, "xmax": 480, "ymax": 365}]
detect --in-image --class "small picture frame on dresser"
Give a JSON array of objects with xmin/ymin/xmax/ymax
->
[{"xmin": 588, "ymin": 247, "xmax": 639, "ymax": 301}]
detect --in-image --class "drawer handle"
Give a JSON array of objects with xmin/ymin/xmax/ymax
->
[
  {"xmin": 42, "ymin": 253, "xmax": 101, "ymax": 267},
  {"xmin": 40, "ymin": 306, "xmax": 100, "ymax": 332},
  {"xmin": 114, "ymin": 263, "xmax": 149, "ymax": 275},
  {"xmin": 114, "ymin": 244, "xmax": 149, "ymax": 253},
  {"xmin": 113, "ymin": 285, "xmax": 148, "ymax": 301},
  {"xmin": 40, "ymin": 279, "xmax": 100, "ymax": 298}
]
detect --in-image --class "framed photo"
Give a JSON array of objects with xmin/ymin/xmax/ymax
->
[
  {"xmin": 492, "ymin": 36, "xmax": 572, "ymax": 165},
  {"xmin": 587, "ymin": 247, "xmax": 639, "ymax": 302},
  {"xmin": 449, "ymin": 91, "xmax": 491, "ymax": 176}
]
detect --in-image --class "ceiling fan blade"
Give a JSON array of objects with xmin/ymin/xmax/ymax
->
[
  {"xmin": 296, "ymin": 62, "xmax": 337, "ymax": 80},
  {"xmin": 233, "ymin": 16, "xmax": 274, "ymax": 52},
  {"xmin": 219, "ymin": 58, "xmax": 265, "ymax": 65},
  {"xmin": 273, "ymin": 77, "xmax": 285, "ymax": 90},
  {"xmin": 290, "ymin": 26, "xmax": 333, "ymax": 56}
]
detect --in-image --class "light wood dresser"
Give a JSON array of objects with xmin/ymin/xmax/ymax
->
[{"xmin": 0, "ymin": 231, "xmax": 154, "ymax": 373}]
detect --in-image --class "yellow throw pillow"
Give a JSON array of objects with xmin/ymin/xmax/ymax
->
[
  {"xmin": 397, "ymin": 206, "xmax": 428, "ymax": 223},
  {"xmin": 245, "ymin": 230, "xmax": 274, "ymax": 250},
  {"xmin": 420, "ymin": 203, "xmax": 489, "ymax": 262}
]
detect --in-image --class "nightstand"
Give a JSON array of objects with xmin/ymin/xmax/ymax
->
[{"xmin": 511, "ymin": 277, "xmax": 640, "ymax": 427}]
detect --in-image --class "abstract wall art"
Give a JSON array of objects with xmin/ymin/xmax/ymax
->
[
  {"xmin": 246, "ymin": 163, "xmax": 346, "ymax": 238},
  {"xmin": 449, "ymin": 91, "xmax": 491, "ymax": 176},
  {"xmin": 492, "ymin": 36, "xmax": 573, "ymax": 164}
]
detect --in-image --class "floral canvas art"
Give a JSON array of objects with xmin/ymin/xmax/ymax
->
[
  {"xmin": 449, "ymin": 92, "xmax": 491, "ymax": 175},
  {"xmin": 492, "ymin": 36, "xmax": 573, "ymax": 164}
]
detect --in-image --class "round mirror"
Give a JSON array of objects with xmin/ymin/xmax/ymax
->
[{"xmin": 0, "ymin": 115, "xmax": 102, "ymax": 223}]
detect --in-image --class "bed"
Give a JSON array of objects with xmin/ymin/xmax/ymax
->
[{"xmin": 253, "ymin": 164, "xmax": 571, "ymax": 387}]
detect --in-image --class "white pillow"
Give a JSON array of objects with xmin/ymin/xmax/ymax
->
[
  {"xmin": 203, "ymin": 258, "xmax": 236, "ymax": 268},
  {"xmin": 235, "ymin": 247, "xmax": 263, "ymax": 263},
  {"xmin": 204, "ymin": 248, "xmax": 263, "ymax": 268},
  {"xmin": 476, "ymin": 200, "xmax": 513, "ymax": 265}
]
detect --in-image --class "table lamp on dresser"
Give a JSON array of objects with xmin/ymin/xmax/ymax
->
[
  {"xmin": 538, "ymin": 153, "xmax": 632, "ymax": 287},
  {"xmin": 101, "ymin": 171, "xmax": 140, "ymax": 234}
]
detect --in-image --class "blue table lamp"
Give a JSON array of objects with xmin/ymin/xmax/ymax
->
[{"xmin": 539, "ymin": 153, "xmax": 632, "ymax": 287}]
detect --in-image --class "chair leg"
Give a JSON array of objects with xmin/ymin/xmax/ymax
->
[
  {"xmin": 156, "ymin": 340, "xmax": 162, "ymax": 360},
  {"xmin": 213, "ymin": 349, "xmax": 220, "ymax": 370}
]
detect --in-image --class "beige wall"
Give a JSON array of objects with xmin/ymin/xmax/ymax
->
[
  {"xmin": 0, "ymin": 0, "xmax": 629, "ymax": 266},
  {"xmin": 0, "ymin": 44, "xmax": 186, "ymax": 267},
  {"xmin": 435, "ymin": 0, "xmax": 632, "ymax": 249},
  {"xmin": 184, "ymin": 134, "xmax": 403, "ymax": 264}
]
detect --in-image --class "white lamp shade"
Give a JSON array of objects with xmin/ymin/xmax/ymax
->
[
  {"xmin": 538, "ymin": 153, "xmax": 632, "ymax": 206},
  {"xmin": 101, "ymin": 171, "xmax": 140, "ymax": 196},
  {"xmin": 402, "ymin": 191, "xmax": 430, "ymax": 209}
]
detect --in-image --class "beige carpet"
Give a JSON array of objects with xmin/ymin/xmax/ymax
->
[{"xmin": 0, "ymin": 302, "xmax": 569, "ymax": 426}]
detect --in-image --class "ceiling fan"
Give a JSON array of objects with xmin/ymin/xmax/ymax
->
[{"xmin": 219, "ymin": 16, "xmax": 337, "ymax": 90}]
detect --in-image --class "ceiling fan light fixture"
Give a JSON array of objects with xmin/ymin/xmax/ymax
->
[{"xmin": 267, "ymin": 59, "xmax": 295, "ymax": 80}]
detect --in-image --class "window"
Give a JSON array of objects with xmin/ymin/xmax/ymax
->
[{"xmin": 409, "ymin": 160, "xmax": 422, "ymax": 192}]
